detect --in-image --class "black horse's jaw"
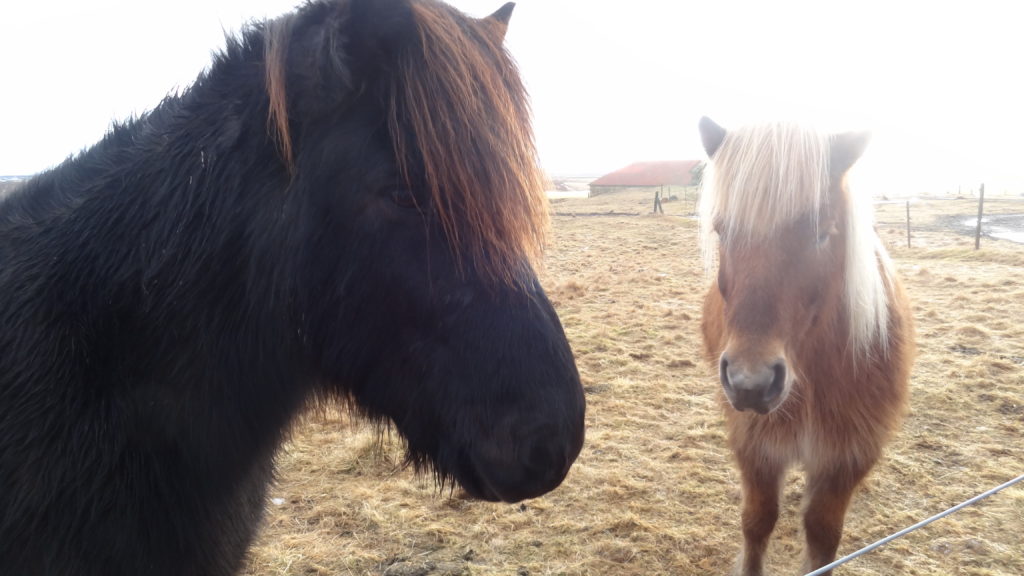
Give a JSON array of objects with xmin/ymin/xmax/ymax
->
[
  {"xmin": 475, "ymin": 444, "xmax": 576, "ymax": 503},
  {"xmin": 449, "ymin": 421, "xmax": 581, "ymax": 503}
]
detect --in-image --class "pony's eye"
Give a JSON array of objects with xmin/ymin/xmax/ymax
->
[
  {"xmin": 390, "ymin": 189, "xmax": 420, "ymax": 209},
  {"xmin": 816, "ymin": 222, "xmax": 838, "ymax": 246},
  {"xmin": 712, "ymin": 218, "xmax": 724, "ymax": 235}
]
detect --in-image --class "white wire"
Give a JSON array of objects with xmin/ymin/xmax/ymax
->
[{"xmin": 803, "ymin": 472, "xmax": 1024, "ymax": 576}]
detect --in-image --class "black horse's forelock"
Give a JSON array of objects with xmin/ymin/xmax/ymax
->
[
  {"xmin": 389, "ymin": 1, "xmax": 548, "ymax": 288},
  {"xmin": 265, "ymin": 0, "xmax": 549, "ymax": 289}
]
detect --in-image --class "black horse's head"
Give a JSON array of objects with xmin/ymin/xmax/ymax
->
[{"xmin": 265, "ymin": 0, "xmax": 584, "ymax": 502}]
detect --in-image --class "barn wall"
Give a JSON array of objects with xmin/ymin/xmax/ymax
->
[{"xmin": 588, "ymin": 184, "xmax": 690, "ymax": 197}]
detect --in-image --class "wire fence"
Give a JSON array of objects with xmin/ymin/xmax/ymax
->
[
  {"xmin": 659, "ymin": 187, "xmax": 1024, "ymax": 251},
  {"xmin": 870, "ymin": 195, "xmax": 1024, "ymax": 251},
  {"xmin": 804, "ymin": 472, "xmax": 1024, "ymax": 576}
]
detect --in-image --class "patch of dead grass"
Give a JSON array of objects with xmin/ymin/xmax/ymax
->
[{"xmin": 245, "ymin": 190, "xmax": 1024, "ymax": 575}]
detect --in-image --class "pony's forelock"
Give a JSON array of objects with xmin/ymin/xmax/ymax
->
[
  {"xmin": 699, "ymin": 122, "xmax": 893, "ymax": 354},
  {"xmin": 699, "ymin": 123, "xmax": 830, "ymax": 265}
]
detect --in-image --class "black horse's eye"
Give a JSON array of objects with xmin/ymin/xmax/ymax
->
[{"xmin": 390, "ymin": 189, "xmax": 420, "ymax": 209}]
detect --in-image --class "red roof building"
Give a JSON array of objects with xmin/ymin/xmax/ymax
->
[{"xmin": 589, "ymin": 160, "xmax": 702, "ymax": 195}]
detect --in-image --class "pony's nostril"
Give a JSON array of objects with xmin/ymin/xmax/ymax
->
[
  {"xmin": 719, "ymin": 356, "xmax": 731, "ymax": 391},
  {"xmin": 765, "ymin": 361, "xmax": 787, "ymax": 404},
  {"xmin": 719, "ymin": 355, "xmax": 788, "ymax": 414}
]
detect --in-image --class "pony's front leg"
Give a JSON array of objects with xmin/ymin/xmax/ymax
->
[
  {"xmin": 801, "ymin": 463, "xmax": 871, "ymax": 575},
  {"xmin": 734, "ymin": 458, "xmax": 784, "ymax": 576}
]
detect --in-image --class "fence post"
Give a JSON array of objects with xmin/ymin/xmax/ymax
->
[
  {"xmin": 906, "ymin": 200, "xmax": 911, "ymax": 248},
  {"xmin": 975, "ymin": 183, "xmax": 985, "ymax": 250},
  {"xmin": 653, "ymin": 187, "xmax": 664, "ymax": 214}
]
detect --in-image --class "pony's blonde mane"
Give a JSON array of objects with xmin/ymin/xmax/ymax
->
[{"xmin": 699, "ymin": 122, "xmax": 893, "ymax": 355}]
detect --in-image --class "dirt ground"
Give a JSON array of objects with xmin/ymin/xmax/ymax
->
[{"xmin": 245, "ymin": 189, "xmax": 1024, "ymax": 575}]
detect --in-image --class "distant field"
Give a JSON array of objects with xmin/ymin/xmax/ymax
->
[
  {"xmin": 0, "ymin": 180, "xmax": 25, "ymax": 197},
  {"xmin": 244, "ymin": 189, "xmax": 1023, "ymax": 575}
]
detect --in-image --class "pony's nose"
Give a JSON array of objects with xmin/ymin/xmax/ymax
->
[{"xmin": 720, "ymin": 355, "xmax": 787, "ymax": 415}]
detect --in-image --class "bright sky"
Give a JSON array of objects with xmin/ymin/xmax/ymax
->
[{"xmin": 1, "ymin": 1, "xmax": 1022, "ymax": 196}]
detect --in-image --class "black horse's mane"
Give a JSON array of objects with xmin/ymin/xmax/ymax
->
[{"xmin": 2, "ymin": 27, "xmax": 272, "ymax": 225}]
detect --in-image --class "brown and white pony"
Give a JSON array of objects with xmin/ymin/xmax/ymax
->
[{"xmin": 697, "ymin": 117, "xmax": 914, "ymax": 575}]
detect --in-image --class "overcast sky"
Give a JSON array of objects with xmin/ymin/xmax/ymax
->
[{"xmin": 1, "ymin": 1, "xmax": 1022, "ymax": 195}]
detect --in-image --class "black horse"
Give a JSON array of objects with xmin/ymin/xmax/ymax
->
[{"xmin": 0, "ymin": 1, "xmax": 585, "ymax": 574}]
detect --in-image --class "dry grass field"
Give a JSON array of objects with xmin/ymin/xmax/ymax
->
[{"xmin": 245, "ymin": 189, "xmax": 1023, "ymax": 575}]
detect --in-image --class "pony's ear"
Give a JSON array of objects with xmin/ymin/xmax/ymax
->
[
  {"xmin": 486, "ymin": 2, "xmax": 516, "ymax": 40},
  {"xmin": 829, "ymin": 131, "xmax": 871, "ymax": 176},
  {"xmin": 699, "ymin": 116, "xmax": 727, "ymax": 158},
  {"xmin": 348, "ymin": 0, "xmax": 417, "ymax": 65}
]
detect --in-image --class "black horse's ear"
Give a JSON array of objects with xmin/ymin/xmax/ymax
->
[
  {"xmin": 699, "ymin": 116, "xmax": 727, "ymax": 158},
  {"xmin": 830, "ymin": 131, "xmax": 871, "ymax": 176},
  {"xmin": 486, "ymin": 2, "xmax": 515, "ymax": 40},
  {"xmin": 348, "ymin": 0, "xmax": 417, "ymax": 64}
]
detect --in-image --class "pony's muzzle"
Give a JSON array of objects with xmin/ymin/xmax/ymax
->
[{"xmin": 720, "ymin": 354, "xmax": 788, "ymax": 415}]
